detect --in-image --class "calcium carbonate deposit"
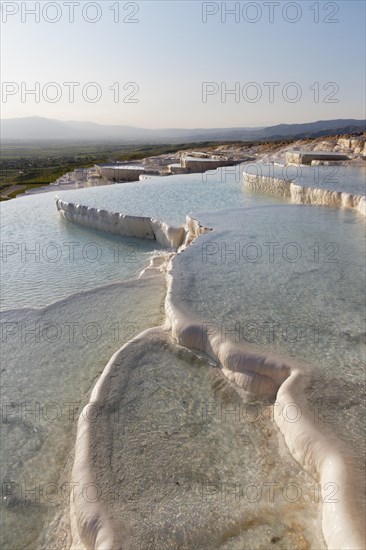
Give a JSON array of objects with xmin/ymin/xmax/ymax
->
[{"xmin": 1, "ymin": 160, "xmax": 365, "ymax": 549}]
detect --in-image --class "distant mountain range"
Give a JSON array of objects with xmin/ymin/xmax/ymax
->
[{"xmin": 1, "ymin": 117, "xmax": 365, "ymax": 143}]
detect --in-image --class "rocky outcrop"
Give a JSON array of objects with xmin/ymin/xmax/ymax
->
[
  {"xmin": 181, "ymin": 157, "xmax": 242, "ymax": 172},
  {"xmin": 55, "ymin": 197, "xmax": 186, "ymax": 249},
  {"xmin": 286, "ymin": 151, "xmax": 350, "ymax": 165},
  {"xmin": 336, "ymin": 137, "xmax": 366, "ymax": 156},
  {"xmin": 243, "ymin": 172, "xmax": 366, "ymax": 216}
]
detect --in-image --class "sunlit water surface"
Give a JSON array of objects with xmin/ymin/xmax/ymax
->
[
  {"xmin": 0, "ymin": 167, "xmax": 364, "ymax": 548},
  {"xmin": 1, "ymin": 167, "xmax": 278, "ymax": 311},
  {"xmin": 172, "ymin": 204, "xmax": 366, "ymax": 462}
]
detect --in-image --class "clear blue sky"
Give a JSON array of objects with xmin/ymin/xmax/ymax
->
[{"xmin": 1, "ymin": 0, "xmax": 365, "ymax": 127}]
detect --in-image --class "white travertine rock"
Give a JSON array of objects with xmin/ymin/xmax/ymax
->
[
  {"xmin": 286, "ymin": 151, "xmax": 350, "ymax": 165},
  {"xmin": 338, "ymin": 138, "xmax": 351, "ymax": 149},
  {"xmin": 243, "ymin": 172, "xmax": 366, "ymax": 216},
  {"xmin": 55, "ymin": 197, "xmax": 186, "ymax": 249},
  {"xmin": 243, "ymin": 173, "xmax": 292, "ymax": 197},
  {"xmin": 64, "ymin": 198, "xmax": 365, "ymax": 550},
  {"xmin": 337, "ymin": 138, "xmax": 366, "ymax": 155},
  {"xmin": 275, "ymin": 369, "xmax": 365, "ymax": 550},
  {"xmin": 164, "ymin": 251, "xmax": 365, "ymax": 550}
]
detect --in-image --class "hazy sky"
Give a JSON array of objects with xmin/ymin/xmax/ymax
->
[{"xmin": 1, "ymin": 0, "xmax": 365, "ymax": 127}]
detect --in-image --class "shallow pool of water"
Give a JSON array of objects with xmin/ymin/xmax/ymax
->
[
  {"xmin": 1, "ymin": 168, "xmax": 280, "ymax": 310},
  {"xmin": 0, "ymin": 277, "xmax": 166, "ymax": 549},
  {"xmin": 1, "ymin": 169, "xmax": 364, "ymax": 549},
  {"xmin": 79, "ymin": 331, "xmax": 325, "ymax": 549},
  {"xmin": 172, "ymin": 204, "xmax": 366, "ymax": 460}
]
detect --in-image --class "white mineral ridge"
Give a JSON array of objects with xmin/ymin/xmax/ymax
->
[
  {"xmin": 243, "ymin": 172, "xmax": 366, "ymax": 216},
  {"xmin": 55, "ymin": 197, "xmax": 186, "ymax": 249},
  {"xmin": 58, "ymin": 202, "xmax": 365, "ymax": 550},
  {"xmin": 164, "ymin": 252, "xmax": 366, "ymax": 550},
  {"xmin": 70, "ymin": 252, "xmax": 366, "ymax": 549}
]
